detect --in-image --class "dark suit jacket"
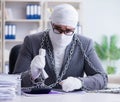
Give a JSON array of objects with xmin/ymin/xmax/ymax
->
[{"xmin": 14, "ymin": 31, "xmax": 108, "ymax": 90}]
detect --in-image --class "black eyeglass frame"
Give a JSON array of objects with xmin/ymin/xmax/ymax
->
[{"xmin": 51, "ymin": 22, "xmax": 75, "ymax": 36}]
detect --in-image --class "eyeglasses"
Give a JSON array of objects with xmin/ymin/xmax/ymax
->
[{"xmin": 51, "ymin": 23, "xmax": 75, "ymax": 36}]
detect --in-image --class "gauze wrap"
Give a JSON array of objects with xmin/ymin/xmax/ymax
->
[
  {"xmin": 50, "ymin": 4, "xmax": 78, "ymax": 28},
  {"xmin": 49, "ymin": 27, "xmax": 73, "ymax": 76},
  {"xmin": 30, "ymin": 49, "xmax": 48, "ymax": 79},
  {"xmin": 60, "ymin": 77, "xmax": 82, "ymax": 92},
  {"xmin": 49, "ymin": 4, "xmax": 78, "ymax": 76}
]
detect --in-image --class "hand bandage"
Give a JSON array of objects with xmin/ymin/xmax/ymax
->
[
  {"xmin": 60, "ymin": 77, "xmax": 82, "ymax": 92},
  {"xmin": 30, "ymin": 49, "xmax": 48, "ymax": 79}
]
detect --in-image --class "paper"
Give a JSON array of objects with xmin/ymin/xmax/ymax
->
[{"xmin": 0, "ymin": 74, "xmax": 21, "ymax": 100}]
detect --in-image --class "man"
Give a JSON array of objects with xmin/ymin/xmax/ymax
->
[{"xmin": 14, "ymin": 4, "xmax": 108, "ymax": 92}]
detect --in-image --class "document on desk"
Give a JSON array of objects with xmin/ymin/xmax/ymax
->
[
  {"xmin": 0, "ymin": 74, "xmax": 21, "ymax": 100},
  {"xmin": 50, "ymin": 89, "xmax": 86, "ymax": 94}
]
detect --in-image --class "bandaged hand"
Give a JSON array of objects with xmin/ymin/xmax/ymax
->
[
  {"xmin": 60, "ymin": 77, "xmax": 82, "ymax": 92},
  {"xmin": 30, "ymin": 49, "xmax": 48, "ymax": 80}
]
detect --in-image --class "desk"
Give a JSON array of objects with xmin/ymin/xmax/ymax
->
[{"xmin": 4, "ymin": 92, "xmax": 120, "ymax": 102}]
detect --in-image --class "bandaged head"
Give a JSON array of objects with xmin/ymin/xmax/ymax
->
[
  {"xmin": 49, "ymin": 4, "xmax": 79, "ymax": 49},
  {"xmin": 49, "ymin": 4, "xmax": 79, "ymax": 74},
  {"xmin": 50, "ymin": 4, "xmax": 78, "ymax": 28}
]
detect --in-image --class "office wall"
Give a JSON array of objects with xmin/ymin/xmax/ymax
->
[{"xmin": 81, "ymin": 0, "xmax": 120, "ymax": 43}]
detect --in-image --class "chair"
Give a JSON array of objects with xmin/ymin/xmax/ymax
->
[{"xmin": 9, "ymin": 44, "xmax": 22, "ymax": 74}]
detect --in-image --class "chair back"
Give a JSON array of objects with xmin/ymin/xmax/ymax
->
[{"xmin": 9, "ymin": 44, "xmax": 22, "ymax": 74}]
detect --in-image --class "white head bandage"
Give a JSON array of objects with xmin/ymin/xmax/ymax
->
[{"xmin": 50, "ymin": 4, "xmax": 78, "ymax": 28}]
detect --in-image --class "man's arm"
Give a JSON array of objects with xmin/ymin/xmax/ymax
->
[
  {"xmin": 80, "ymin": 39, "xmax": 108, "ymax": 90},
  {"xmin": 13, "ymin": 36, "xmax": 34, "ymax": 87}
]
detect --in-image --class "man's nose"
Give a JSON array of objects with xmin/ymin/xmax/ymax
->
[{"xmin": 60, "ymin": 31, "xmax": 65, "ymax": 34}]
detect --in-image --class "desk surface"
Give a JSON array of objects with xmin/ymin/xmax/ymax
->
[{"xmin": 4, "ymin": 92, "xmax": 120, "ymax": 102}]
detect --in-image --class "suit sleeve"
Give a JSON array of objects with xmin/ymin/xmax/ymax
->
[
  {"xmin": 79, "ymin": 39, "xmax": 108, "ymax": 90},
  {"xmin": 13, "ymin": 36, "xmax": 34, "ymax": 87}
]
